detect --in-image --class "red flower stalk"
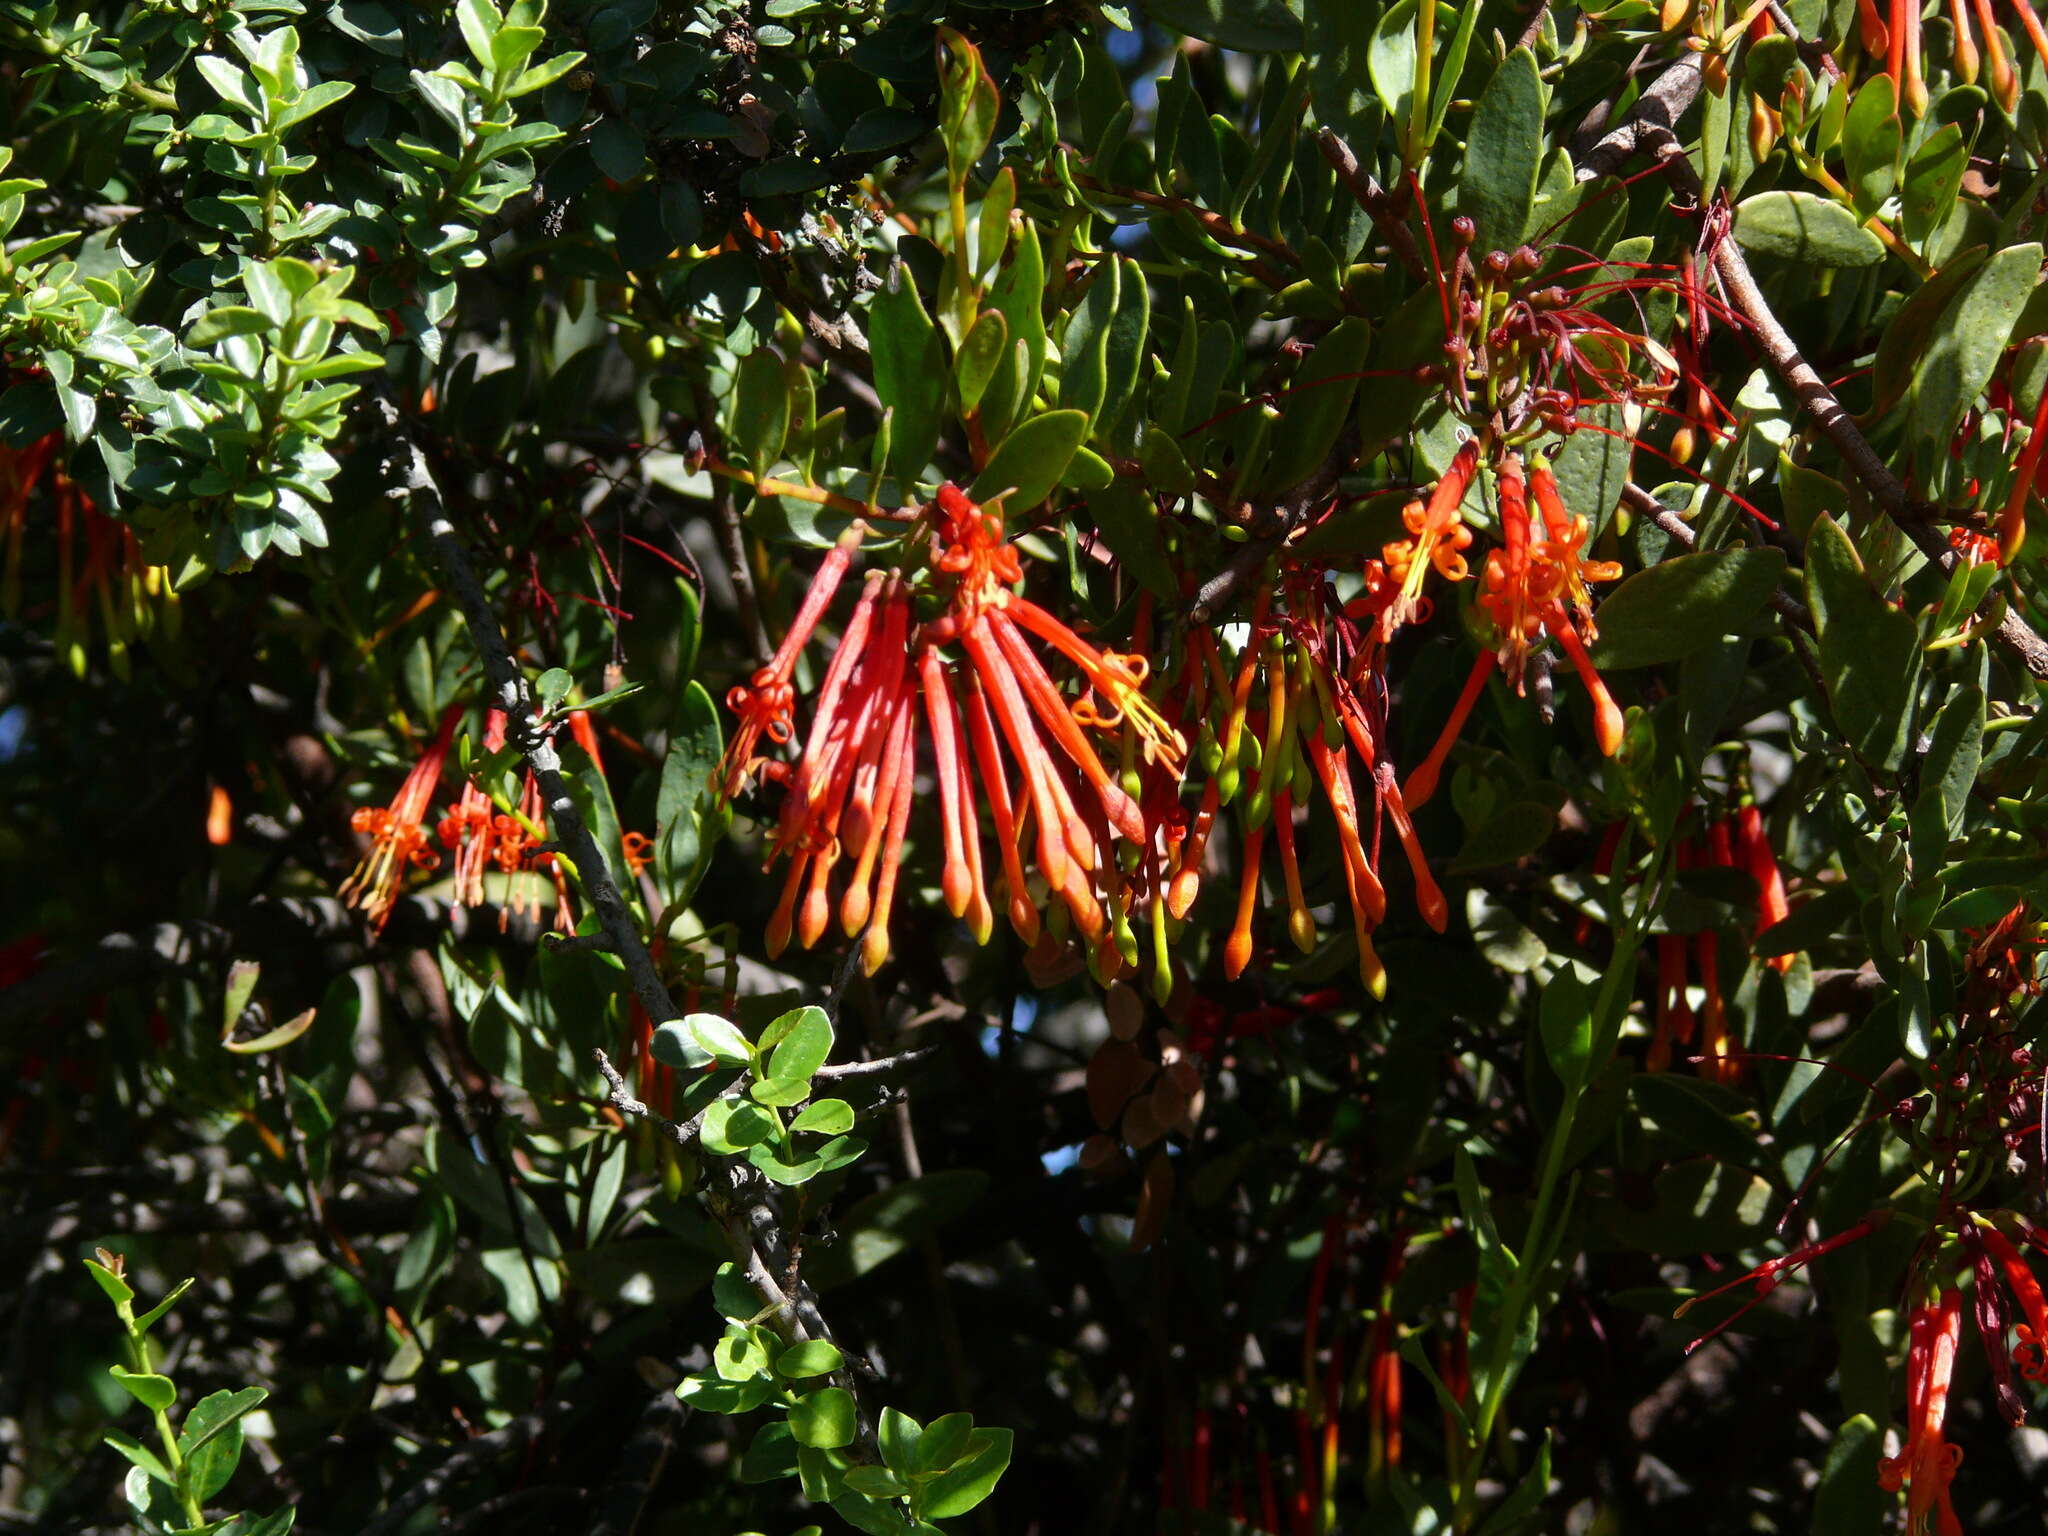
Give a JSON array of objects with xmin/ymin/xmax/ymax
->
[
  {"xmin": 1675, "ymin": 1209, "xmax": 1892, "ymax": 1350},
  {"xmin": 341, "ymin": 705, "xmax": 463, "ymax": 933},
  {"xmin": 1879, "ymin": 1288, "xmax": 1963, "ymax": 1536}
]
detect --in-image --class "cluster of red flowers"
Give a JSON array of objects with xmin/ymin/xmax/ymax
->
[
  {"xmin": 1676, "ymin": 899, "xmax": 2048, "ymax": 1530},
  {"xmin": 722, "ymin": 488, "xmax": 1185, "ymax": 981},
  {"xmin": 1, "ymin": 430, "xmax": 176, "ymax": 681},
  {"xmin": 339, "ymin": 704, "xmax": 642, "ymax": 935},
  {"xmin": 719, "ymin": 436, "xmax": 1640, "ymax": 991}
]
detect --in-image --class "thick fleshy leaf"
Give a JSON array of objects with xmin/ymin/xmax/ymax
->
[
  {"xmin": 1587, "ymin": 548, "xmax": 1786, "ymax": 669},
  {"xmin": 1803, "ymin": 515, "xmax": 1920, "ymax": 772}
]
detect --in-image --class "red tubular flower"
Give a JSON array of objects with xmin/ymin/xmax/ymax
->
[
  {"xmin": 1383, "ymin": 439, "xmax": 1480, "ymax": 629},
  {"xmin": 1977, "ymin": 1222, "xmax": 2048, "ymax": 1383},
  {"xmin": 1880, "ymin": 1289, "xmax": 1964, "ymax": 1536},
  {"xmin": 340, "ymin": 705, "xmax": 463, "ymax": 933},
  {"xmin": 1404, "ymin": 651, "xmax": 1493, "ymax": 812},
  {"xmin": 962, "ymin": 670, "xmax": 1040, "ymax": 945},
  {"xmin": 1478, "ymin": 451, "xmax": 1547, "ymax": 685},
  {"xmin": 1224, "ymin": 821, "xmax": 1266, "ymax": 981},
  {"xmin": 721, "ymin": 524, "xmax": 862, "ymax": 798},
  {"xmin": 1998, "ymin": 374, "xmax": 2048, "ymax": 563},
  {"xmin": 439, "ymin": 707, "xmax": 510, "ymax": 912},
  {"xmin": 1735, "ymin": 802, "xmax": 1794, "ymax": 972},
  {"xmin": 1168, "ymin": 779, "xmax": 1220, "ymax": 920}
]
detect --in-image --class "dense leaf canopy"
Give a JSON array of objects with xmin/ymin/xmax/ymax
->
[{"xmin": 6, "ymin": 0, "xmax": 2048, "ymax": 1532}]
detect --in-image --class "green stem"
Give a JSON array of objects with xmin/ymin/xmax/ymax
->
[
  {"xmin": 1451, "ymin": 914, "xmax": 1649, "ymax": 1532},
  {"xmin": 1408, "ymin": 0, "xmax": 1436, "ymax": 166}
]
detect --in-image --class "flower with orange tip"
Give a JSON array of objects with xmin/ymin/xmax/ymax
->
[
  {"xmin": 341, "ymin": 706, "xmax": 463, "ymax": 932},
  {"xmin": 1879, "ymin": 1289, "xmax": 1965, "ymax": 1536},
  {"xmin": 1973, "ymin": 1220, "xmax": 2048, "ymax": 1385},
  {"xmin": 1382, "ymin": 438, "xmax": 1479, "ymax": 630},
  {"xmin": 1734, "ymin": 802, "xmax": 1795, "ymax": 972},
  {"xmin": 720, "ymin": 522, "xmax": 864, "ymax": 799}
]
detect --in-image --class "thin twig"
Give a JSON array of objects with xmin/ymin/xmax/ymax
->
[
  {"xmin": 1569, "ymin": 65, "xmax": 2048, "ymax": 684},
  {"xmin": 1184, "ymin": 436, "xmax": 1355, "ymax": 626},
  {"xmin": 689, "ymin": 376, "xmax": 773, "ymax": 667},
  {"xmin": 1573, "ymin": 53, "xmax": 1704, "ymax": 182},
  {"xmin": 1635, "ymin": 134, "xmax": 2048, "ymax": 682},
  {"xmin": 586, "ymin": 1389, "xmax": 691, "ymax": 1536},
  {"xmin": 356, "ymin": 1405, "xmax": 566, "ymax": 1536},
  {"xmin": 813, "ymin": 1044, "xmax": 941, "ymax": 1082},
  {"xmin": 377, "ymin": 403, "xmax": 856, "ymax": 1383},
  {"xmin": 1313, "ymin": 130, "xmax": 1426, "ymax": 281},
  {"xmin": 593, "ymin": 1047, "xmax": 697, "ymax": 1149}
]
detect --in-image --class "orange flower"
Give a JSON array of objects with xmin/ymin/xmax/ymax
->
[
  {"xmin": 341, "ymin": 706, "xmax": 462, "ymax": 932},
  {"xmin": 721, "ymin": 523, "xmax": 863, "ymax": 798},
  {"xmin": 1382, "ymin": 439, "xmax": 1479, "ymax": 630},
  {"xmin": 1879, "ymin": 1289, "xmax": 1964, "ymax": 1536}
]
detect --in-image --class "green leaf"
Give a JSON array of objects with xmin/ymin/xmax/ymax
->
[
  {"xmin": 1140, "ymin": 0, "xmax": 1303, "ymax": 50},
  {"xmin": 766, "ymin": 1005, "xmax": 833, "ymax": 1084},
  {"xmin": 955, "ymin": 310, "xmax": 1009, "ymax": 412},
  {"xmin": 185, "ymin": 1417, "xmax": 245, "ymax": 1502},
  {"xmin": 1840, "ymin": 76, "xmax": 1900, "ymax": 218},
  {"xmin": 918, "ymin": 1426, "xmax": 1012, "ymax": 1518},
  {"xmin": 1922, "ymin": 685, "xmax": 1984, "ymax": 834},
  {"xmin": 1057, "ymin": 258, "xmax": 1120, "ymax": 430},
  {"xmin": 1090, "ymin": 479, "xmax": 1175, "ymax": 600},
  {"xmin": 1901, "ymin": 123, "xmax": 1968, "ymax": 248},
  {"xmin": 1905, "ymin": 242, "xmax": 2042, "ymax": 456},
  {"xmin": 84, "ymin": 1257, "xmax": 135, "ymax": 1307},
  {"xmin": 103, "ymin": 1429, "xmax": 175, "ymax": 1487},
  {"xmin": 131, "ymin": 1278, "xmax": 195, "ymax": 1333},
  {"xmin": 1476, "ymin": 1431, "xmax": 1551, "ymax": 1535},
  {"xmin": 687, "ymin": 1012, "xmax": 752, "ymax": 1067},
  {"xmin": 1587, "ymin": 548, "xmax": 1787, "ymax": 668},
  {"xmin": 535, "ymin": 667, "xmax": 573, "ymax": 710},
  {"xmin": 1733, "ymin": 191, "xmax": 1885, "ymax": 266},
  {"xmin": 1252, "ymin": 315, "xmax": 1371, "ymax": 494},
  {"xmin": 1460, "ymin": 48, "xmax": 1545, "ymax": 252},
  {"xmin": 1538, "ymin": 965, "xmax": 1593, "ymax": 1093},
  {"xmin": 188, "ymin": 307, "xmax": 275, "ymax": 346},
  {"xmin": 790, "ymin": 1098, "xmax": 855, "ymax": 1135},
  {"xmin": 1809, "ymin": 1415, "xmax": 1885, "ymax": 1533},
  {"xmin": 789, "ymin": 1386, "xmax": 858, "ymax": 1449},
  {"xmin": 775, "ymin": 1339, "xmax": 846, "ymax": 1378},
  {"xmin": 869, "ymin": 262, "xmax": 946, "ymax": 486},
  {"xmin": 702, "ymin": 1096, "xmax": 779, "ymax": 1153},
  {"xmin": 1804, "ymin": 515, "xmax": 1921, "ymax": 772},
  {"xmin": 969, "ymin": 410, "xmax": 1089, "ymax": 511},
  {"xmin": 655, "ymin": 680, "xmax": 723, "ymax": 903},
  {"xmin": 109, "ymin": 1366, "xmax": 177, "ymax": 1412},
  {"xmin": 650, "ymin": 1017, "xmax": 710, "ymax": 1070},
  {"xmin": 179, "ymin": 1388, "xmax": 268, "ymax": 1462},
  {"xmin": 879, "ymin": 1406, "xmax": 923, "ymax": 1473},
  {"xmin": 912, "ymin": 1412, "xmax": 974, "ymax": 1474},
  {"xmin": 739, "ymin": 1421, "xmax": 802, "ymax": 1484},
  {"xmin": 732, "ymin": 347, "xmax": 791, "ymax": 470},
  {"xmin": 1631, "ymin": 1075, "xmax": 1764, "ymax": 1168}
]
